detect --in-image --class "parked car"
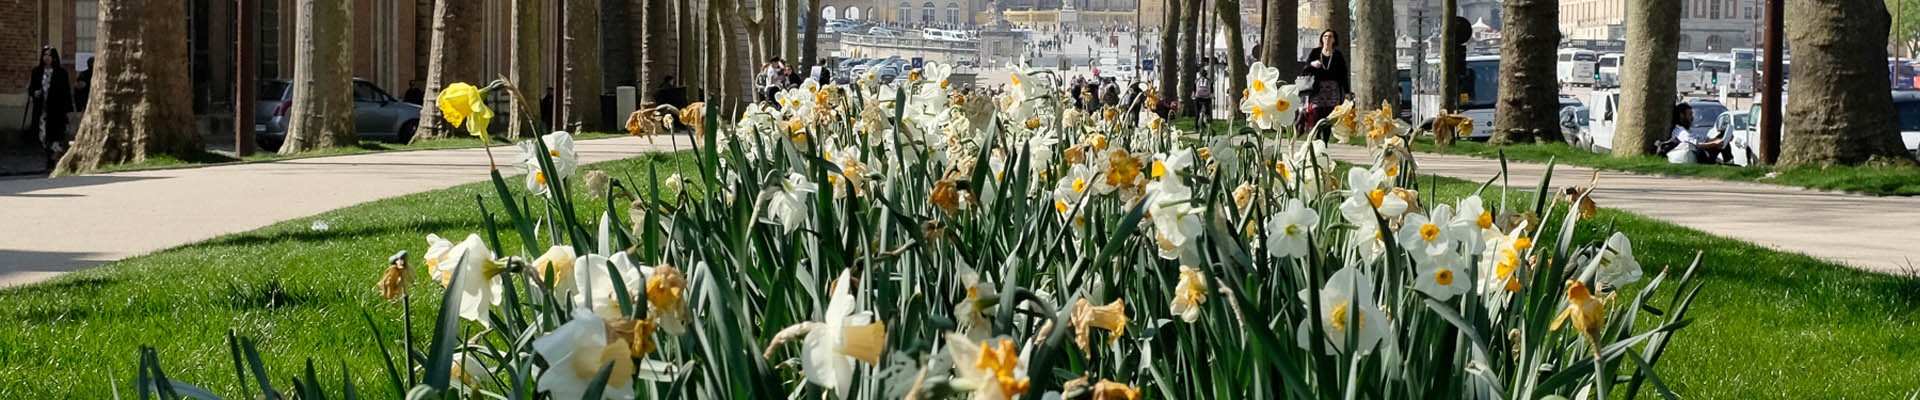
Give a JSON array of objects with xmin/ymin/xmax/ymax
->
[{"xmin": 257, "ymin": 78, "xmax": 422, "ymax": 152}]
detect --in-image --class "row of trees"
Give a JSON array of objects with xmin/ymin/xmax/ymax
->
[
  {"xmin": 55, "ymin": 0, "xmax": 819, "ymax": 175},
  {"xmin": 48, "ymin": 0, "xmax": 1916, "ymax": 175}
]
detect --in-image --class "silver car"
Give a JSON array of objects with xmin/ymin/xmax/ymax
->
[{"xmin": 256, "ymin": 79, "xmax": 423, "ymax": 152}]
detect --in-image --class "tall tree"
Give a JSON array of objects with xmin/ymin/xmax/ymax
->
[
  {"xmin": 56, "ymin": 0, "xmax": 202, "ymax": 175},
  {"xmin": 566, "ymin": 0, "xmax": 605, "ymax": 132},
  {"xmin": 680, "ymin": 0, "xmax": 701, "ymax": 95},
  {"xmin": 513, "ymin": 0, "xmax": 545, "ymax": 139},
  {"xmin": 1158, "ymin": 0, "xmax": 1182, "ymax": 102},
  {"xmin": 1490, "ymin": 0, "xmax": 1557, "ymax": 144},
  {"xmin": 1179, "ymin": 0, "xmax": 1201, "ymax": 116},
  {"xmin": 1783, "ymin": 0, "xmax": 1919, "ymax": 166},
  {"xmin": 1259, "ymin": 0, "xmax": 1298, "ymax": 81},
  {"xmin": 1351, "ymin": 0, "xmax": 1394, "ymax": 114},
  {"xmin": 1438, "ymin": 0, "xmax": 1463, "ymax": 111},
  {"xmin": 603, "ymin": 0, "xmax": 634, "ymax": 89},
  {"xmin": 412, "ymin": 0, "xmax": 486, "ymax": 142},
  {"xmin": 1327, "ymin": 0, "xmax": 1350, "ymax": 58},
  {"xmin": 1612, "ymin": 0, "xmax": 1679, "ymax": 156},
  {"xmin": 637, "ymin": 0, "xmax": 673, "ymax": 93},
  {"xmin": 801, "ymin": 0, "xmax": 823, "ymax": 68},
  {"xmin": 1217, "ymin": 0, "xmax": 1248, "ymax": 117},
  {"xmin": 280, "ymin": 0, "xmax": 356, "ymax": 154}
]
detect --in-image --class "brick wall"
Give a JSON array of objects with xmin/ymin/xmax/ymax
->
[{"xmin": 1, "ymin": 4, "xmax": 40, "ymax": 99}]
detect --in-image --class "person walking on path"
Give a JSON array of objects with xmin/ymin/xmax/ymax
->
[
  {"xmin": 73, "ymin": 57, "xmax": 93, "ymax": 112},
  {"xmin": 27, "ymin": 46, "xmax": 74, "ymax": 171},
  {"xmin": 1300, "ymin": 29, "xmax": 1349, "ymax": 137}
]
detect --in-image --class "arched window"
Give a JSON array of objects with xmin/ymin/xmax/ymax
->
[
  {"xmin": 922, "ymin": 2, "xmax": 935, "ymax": 22},
  {"xmin": 1679, "ymin": 34, "xmax": 1693, "ymax": 51},
  {"xmin": 899, "ymin": 2, "xmax": 911, "ymax": 22},
  {"xmin": 823, "ymin": 6, "xmax": 838, "ymax": 21},
  {"xmin": 847, "ymin": 6, "xmax": 861, "ymax": 20},
  {"xmin": 1706, "ymin": 35, "xmax": 1723, "ymax": 52},
  {"xmin": 947, "ymin": 3, "xmax": 960, "ymax": 24}
]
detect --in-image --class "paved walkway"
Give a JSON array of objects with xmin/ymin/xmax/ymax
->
[
  {"xmin": 1326, "ymin": 145, "xmax": 1920, "ymax": 275},
  {"xmin": 0, "ymin": 135, "xmax": 692, "ymax": 287}
]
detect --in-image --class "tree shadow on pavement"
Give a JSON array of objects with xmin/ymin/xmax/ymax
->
[{"xmin": 0, "ymin": 175, "xmax": 163, "ymax": 197}]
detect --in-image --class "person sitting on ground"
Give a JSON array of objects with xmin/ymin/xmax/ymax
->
[{"xmin": 1665, "ymin": 102, "xmax": 1732, "ymax": 164}]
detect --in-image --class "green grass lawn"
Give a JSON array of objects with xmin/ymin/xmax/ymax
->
[
  {"xmin": 1172, "ymin": 118, "xmax": 1920, "ymax": 196},
  {"xmin": 0, "ymin": 150, "xmax": 1915, "ymax": 398},
  {"xmin": 90, "ymin": 132, "xmax": 627, "ymax": 174}
]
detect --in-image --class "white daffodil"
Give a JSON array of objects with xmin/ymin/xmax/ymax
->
[
  {"xmin": 944, "ymin": 333, "xmax": 1031, "ymax": 400},
  {"xmin": 514, "ymin": 131, "xmax": 580, "ymax": 197},
  {"xmin": 533, "ymin": 309, "xmax": 636, "ymax": 400},
  {"xmin": 574, "ymin": 252, "xmax": 646, "ymax": 320},
  {"xmin": 1150, "ymin": 147, "xmax": 1195, "ymax": 182},
  {"xmin": 1343, "ymin": 167, "xmax": 1408, "ymax": 219},
  {"xmin": 777, "ymin": 84, "xmax": 817, "ymax": 118},
  {"xmin": 530, "ymin": 245, "xmax": 579, "ymax": 301},
  {"xmin": 1588, "ymin": 232, "xmax": 1642, "ymax": 291},
  {"xmin": 1297, "ymin": 267, "xmax": 1390, "ymax": 355},
  {"xmin": 1245, "ymin": 61, "xmax": 1282, "ymax": 97},
  {"xmin": 1170, "ymin": 266, "xmax": 1209, "ymax": 323},
  {"xmin": 1052, "ymin": 164, "xmax": 1096, "ymax": 216},
  {"xmin": 1450, "ymin": 195, "xmax": 1496, "ymax": 254},
  {"xmin": 767, "ymin": 172, "xmax": 818, "ymax": 233},
  {"xmin": 802, "ymin": 269, "xmax": 890, "ymax": 397},
  {"xmin": 1396, "ymin": 206, "xmax": 1461, "ymax": 267},
  {"xmin": 1265, "ymin": 198, "xmax": 1320, "ymax": 259},
  {"xmin": 1479, "ymin": 224, "xmax": 1534, "ymax": 295},
  {"xmin": 425, "ymin": 233, "xmax": 505, "ymax": 326},
  {"xmin": 1146, "ymin": 178, "xmax": 1204, "ymax": 261},
  {"xmin": 1024, "ymin": 131, "xmax": 1061, "ymax": 175},
  {"xmin": 919, "ymin": 62, "xmax": 955, "ymax": 89}
]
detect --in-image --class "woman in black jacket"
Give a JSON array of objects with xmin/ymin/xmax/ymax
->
[
  {"xmin": 1300, "ymin": 29, "xmax": 1349, "ymax": 133},
  {"xmin": 27, "ymin": 46, "xmax": 74, "ymax": 170}
]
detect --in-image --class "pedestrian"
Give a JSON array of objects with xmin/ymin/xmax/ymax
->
[
  {"xmin": 403, "ymin": 80, "xmax": 425, "ymax": 104},
  {"xmin": 27, "ymin": 45, "xmax": 74, "ymax": 170},
  {"xmin": 1194, "ymin": 75, "xmax": 1214, "ymax": 121},
  {"xmin": 73, "ymin": 57, "xmax": 93, "ymax": 112},
  {"xmin": 761, "ymin": 58, "xmax": 787, "ymax": 102},
  {"xmin": 815, "ymin": 59, "xmax": 834, "ymax": 84},
  {"xmin": 540, "ymin": 87, "xmax": 555, "ymax": 129},
  {"xmin": 1300, "ymin": 29, "xmax": 1349, "ymax": 136}
]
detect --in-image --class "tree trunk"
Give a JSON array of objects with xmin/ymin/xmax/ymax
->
[
  {"xmin": 801, "ymin": 0, "xmax": 822, "ymax": 68},
  {"xmin": 784, "ymin": 0, "xmax": 801, "ymax": 61},
  {"xmin": 639, "ymin": 0, "xmax": 673, "ymax": 94},
  {"xmin": 513, "ymin": 0, "xmax": 546, "ymax": 139},
  {"xmin": 1783, "ymin": 0, "xmax": 1919, "ymax": 166},
  {"xmin": 1438, "ymin": 0, "xmax": 1462, "ymax": 111},
  {"xmin": 1612, "ymin": 0, "xmax": 1679, "ymax": 156},
  {"xmin": 1158, "ymin": 0, "xmax": 1182, "ymax": 102},
  {"xmin": 1218, "ymin": 0, "xmax": 1247, "ymax": 118},
  {"xmin": 1260, "ymin": 0, "xmax": 1297, "ymax": 81},
  {"xmin": 1491, "ymin": 0, "xmax": 1557, "ymax": 144},
  {"xmin": 413, "ymin": 0, "xmax": 486, "ymax": 142},
  {"xmin": 56, "ymin": 0, "xmax": 202, "ymax": 175},
  {"xmin": 602, "ymin": 0, "xmax": 634, "ymax": 89},
  {"xmin": 1352, "ymin": 0, "xmax": 1395, "ymax": 114},
  {"xmin": 1327, "ymin": 0, "xmax": 1350, "ymax": 58},
  {"xmin": 566, "ymin": 0, "xmax": 605, "ymax": 132},
  {"xmin": 281, "ymin": 0, "xmax": 356, "ymax": 154},
  {"xmin": 680, "ymin": 0, "xmax": 702, "ymax": 96},
  {"xmin": 1179, "ymin": 0, "xmax": 1201, "ymax": 116}
]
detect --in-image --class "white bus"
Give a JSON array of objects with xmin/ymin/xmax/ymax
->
[
  {"xmin": 1414, "ymin": 55, "xmax": 1501, "ymax": 140},
  {"xmin": 1557, "ymin": 49, "xmax": 1599, "ymax": 87},
  {"xmin": 1595, "ymin": 53, "xmax": 1623, "ymax": 88},
  {"xmin": 1729, "ymin": 48, "xmax": 1757, "ymax": 95},
  {"xmin": 1675, "ymin": 57, "xmax": 1701, "ymax": 95},
  {"xmin": 1695, "ymin": 56, "xmax": 1732, "ymax": 96}
]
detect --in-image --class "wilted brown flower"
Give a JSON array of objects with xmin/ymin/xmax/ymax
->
[
  {"xmin": 1070, "ymin": 298, "xmax": 1129, "ymax": 352},
  {"xmin": 376, "ymin": 258, "xmax": 411, "ymax": 300}
]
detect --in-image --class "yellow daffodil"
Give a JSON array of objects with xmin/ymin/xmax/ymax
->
[
  {"xmin": 1071, "ymin": 298, "xmax": 1129, "ymax": 352},
  {"xmin": 946, "ymin": 334, "xmax": 1030, "ymax": 400},
  {"xmin": 1552, "ymin": 280, "xmax": 1608, "ymax": 351},
  {"xmin": 1091, "ymin": 380, "xmax": 1143, "ymax": 400},
  {"xmin": 646, "ymin": 263, "xmax": 691, "ymax": 335},
  {"xmin": 436, "ymin": 82, "xmax": 492, "ymax": 141}
]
